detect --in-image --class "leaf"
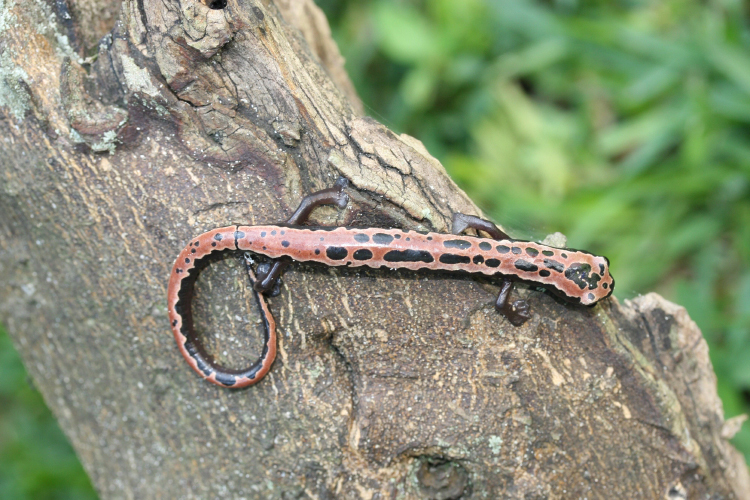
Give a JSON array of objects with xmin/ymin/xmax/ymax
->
[
  {"xmin": 622, "ymin": 66, "xmax": 680, "ymax": 107},
  {"xmin": 488, "ymin": 38, "xmax": 569, "ymax": 80},
  {"xmin": 373, "ymin": 2, "xmax": 441, "ymax": 64},
  {"xmin": 707, "ymin": 42, "xmax": 750, "ymax": 97}
]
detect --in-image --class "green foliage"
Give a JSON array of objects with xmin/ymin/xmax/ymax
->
[
  {"xmin": 321, "ymin": 0, "xmax": 750, "ymax": 459},
  {"xmin": 0, "ymin": 326, "xmax": 97, "ymax": 499}
]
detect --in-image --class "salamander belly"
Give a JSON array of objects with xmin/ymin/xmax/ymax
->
[{"xmin": 236, "ymin": 226, "xmax": 614, "ymax": 305}]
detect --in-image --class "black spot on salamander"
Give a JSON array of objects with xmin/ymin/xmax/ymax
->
[
  {"xmin": 175, "ymin": 268, "xmax": 183, "ymax": 274},
  {"xmin": 211, "ymin": 242, "xmax": 217, "ymax": 247},
  {"xmin": 514, "ymin": 260, "xmax": 538, "ymax": 272},
  {"xmin": 497, "ymin": 245, "xmax": 510, "ymax": 254},
  {"xmin": 320, "ymin": 237, "xmax": 324, "ymax": 241},
  {"xmin": 544, "ymin": 259, "xmax": 564, "ymax": 273},
  {"xmin": 185, "ymin": 258, "xmax": 191, "ymax": 264},
  {"xmin": 214, "ymin": 372, "xmax": 237, "ymax": 387},
  {"xmin": 354, "ymin": 233, "xmax": 370, "ymax": 243},
  {"xmin": 185, "ymin": 340, "xmax": 198, "ymax": 357},
  {"xmin": 539, "ymin": 270, "xmax": 551, "ymax": 277},
  {"xmin": 282, "ymin": 240, "xmax": 290, "ymax": 248},
  {"xmin": 394, "ymin": 234, "xmax": 401, "ymax": 239},
  {"xmin": 599, "ymin": 263, "xmax": 605, "ymax": 275},
  {"xmin": 326, "ymin": 247, "xmax": 348, "ymax": 260},
  {"xmin": 235, "ymin": 230, "xmax": 245, "ymax": 239},
  {"xmin": 281, "ymin": 231, "xmax": 285, "ymax": 235},
  {"xmin": 485, "ymin": 259, "xmax": 500, "ymax": 268},
  {"xmin": 261, "ymin": 232, "xmax": 266, "ymax": 237},
  {"xmin": 373, "ymin": 233, "xmax": 394, "ymax": 245},
  {"xmin": 314, "ymin": 249, "xmax": 320, "ymax": 255},
  {"xmin": 588, "ymin": 293, "xmax": 595, "ymax": 301},
  {"xmin": 353, "ymin": 249, "xmax": 373, "ymax": 260},
  {"xmin": 191, "ymin": 248, "xmax": 196, "ymax": 253},
  {"xmin": 564, "ymin": 263, "xmax": 599, "ymax": 290},
  {"xmin": 406, "ymin": 237, "xmax": 411, "ymax": 241},
  {"xmin": 444, "ymin": 239, "xmax": 472, "ymax": 250},
  {"xmin": 473, "ymin": 255, "xmax": 484, "ymax": 264},
  {"xmin": 511, "ymin": 247, "xmax": 522, "ymax": 255},
  {"xmin": 271, "ymin": 230, "xmax": 276, "ymax": 235},
  {"xmin": 542, "ymin": 250, "xmax": 554, "ymax": 257},
  {"xmin": 526, "ymin": 248, "xmax": 539, "ymax": 257},
  {"xmin": 602, "ymin": 282, "xmax": 608, "ymax": 289},
  {"xmin": 214, "ymin": 233, "xmax": 223, "ymax": 241},
  {"xmin": 185, "ymin": 342, "xmax": 213, "ymax": 376},
  {"xmin": 439, "ymin": 254, "xmax": 471, "ymax": 265},
  {"xmin": 172, "ymin": 319, "xmax": 178, "ymax": 326},
  {"xmin": 427, "ymin": 236, "xmax": 433, "ymax": 241},
  {"xmin": 561, "ymin": 253, "xmax": 568, "ymax": 259},
  {"xmin": 589, "ymin": 273, "xmax": 601, "ymax": 289},
  {"xmin": 384, "ymin": 249, "xmax": 435, "ymax": 263},
  {"xmin": 479, "ymin": 242, "xmax": 492, "ymax": 251}
]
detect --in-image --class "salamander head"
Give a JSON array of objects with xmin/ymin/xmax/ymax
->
[{"xmin": 571, "ymin": 255, "xmax": 614, "ymax": 306}]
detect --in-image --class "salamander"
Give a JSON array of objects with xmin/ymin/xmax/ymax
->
[{"xmin": 167, "ymin": 178, "xmax": 614, "ymax": 388}]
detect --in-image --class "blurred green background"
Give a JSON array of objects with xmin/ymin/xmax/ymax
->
[
  {"xmin": 0, "ymin": 326, "xmax": 97, "ymax": 499},
  {"xmin": 1, "ymin": 0, "xmax": 749, "ymax": 495}
]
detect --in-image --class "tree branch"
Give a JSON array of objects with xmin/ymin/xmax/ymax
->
[{"xmin": 0, "ymin": 0, "xmax": 746, "ymax": 498}]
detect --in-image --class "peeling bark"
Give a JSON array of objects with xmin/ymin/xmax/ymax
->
[{"xmin": 0, "ymin": 0, "xmax": 747, "ymax": 498}]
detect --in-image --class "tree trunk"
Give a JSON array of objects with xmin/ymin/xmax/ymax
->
[{"xmin": 0, "ymin": 1, "xmax": 747, "ymax": 498}]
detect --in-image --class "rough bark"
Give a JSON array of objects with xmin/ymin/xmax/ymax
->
[{"xmin": 0, "ymin": 0, "xmax": 747, "ymax": 498}]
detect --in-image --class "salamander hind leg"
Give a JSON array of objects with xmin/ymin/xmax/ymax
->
[
  {"xmin": 285, "ymin": 176, "xmax": 349, "ymax": 225},
  {"xmin": 254, "ymin": 261, "xmax": 285, "ymax": 296},
  {"xmin": 451, "ymin": 213, "xmax": 531, "ymax": 326},
  {"xmin": 253, "ymin": 178, "xmax": 350, "ymax": 294}
]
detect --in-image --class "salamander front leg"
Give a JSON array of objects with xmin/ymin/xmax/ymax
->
[
  {"xmin": 451, "ymin": 213, "xmax": 531, "ymax": 326},
  {"xmin": 451, "ymin": 213, "xmax": 511, "ymax": 240},
  {"xmin": 254, "ymin": 178, "xmax": 350, "ymax": 294},
  {"xmin": 495, "ymin": 280, "xmax": 531, "ymax": 327}
]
